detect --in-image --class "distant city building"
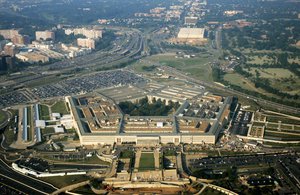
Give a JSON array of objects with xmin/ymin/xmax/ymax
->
[
  {"xmin": 0, "ymin": 29, "xmax": 20, "ymax": 39},
  {"xmin": 4, "ymin": 43, "xmax": 18, "ymax": 57},
  {"xmin": 98, "ymin": 19, "xmax": 109, "ymax": 24},
  {"xmin": 31, "ymin": 41, "xmax": 53, "ymax": 50},
  {"xmin": 65, "ymin": 28, "xmax": 102, "ymax": 39},
  {"xmin": 61, "ymin": 43, "xmax": 92, "ymax": 58},
  {"xmin": 177, "ymin": 28, "xmax": 205, "ymax": 39},
  {"xmin": 170, "ymin": 5, "xmax": 184, "ymax": 10},
  {"xmin": 185, "ymin": 17, "xmax": 198, "ymax": 26},
  {"xmin": 35, "ymin": 31, "xmax": 55, "ymax": 41},
  {"xmin": 16, "ymin": 52, "xmax": 49, "ymax": 64},
  {"xmin": 224, "ymin": 10, "xmax": 243, "ymax": 16},
  {"xmin": 12, "ymin": 34, "xmax": 30, "ymax": 45},
  {"xmin": 77, "ymin": 38, "xmax": 95, "ymax": 49},
  {"xmin": 150, "ymin": 7, "xmax": 166, "ymax": 14}
]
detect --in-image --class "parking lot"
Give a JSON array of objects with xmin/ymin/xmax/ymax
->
[
  {"xmin": 188, "ymin": 153, "xmax": 298, "ymax": 170},
  {"xmin": 0, "ymin": 70, "xmax": 145, "ymax": 107}
]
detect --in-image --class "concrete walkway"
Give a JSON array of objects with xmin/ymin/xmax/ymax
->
[
  {"xmin": 134, "ymin": 150, "xmax": 141, "ymax": 172},
  {"xmin": 154, "ymin": 150, "xmax": 160, "ymax": 170}
]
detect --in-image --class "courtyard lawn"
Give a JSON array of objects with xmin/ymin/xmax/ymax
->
[{"xmin": 139, "ymin": 152, "xmax": 155, "ymax": 171}]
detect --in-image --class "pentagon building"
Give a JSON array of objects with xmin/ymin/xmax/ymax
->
[{"xmin": 66, "ymin": 88, "xmax": 232, "ymax": 146}]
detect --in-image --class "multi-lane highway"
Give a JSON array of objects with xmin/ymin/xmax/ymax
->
[
  {"xmin": 160, "ymin": 65, "xmax": 300, "ymax": 115},
  {"xmin": 0, "ymin": 157, "xmax": 57, "ymax": 194},
  {"xmin": 0, "ymin": 28, "xmax": 145, "ymax": 96}
]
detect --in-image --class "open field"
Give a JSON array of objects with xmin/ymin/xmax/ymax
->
[
  {"xmin": 51, "ymin": 101, "xmax": 69, "ymax": 115},
  {"xmin": 288, "ymin": 57, "xmax": 300, "ymax": 64},
  {"xmin": 139, "ymin": 152, "xmax": 155, "ymax": 170},
  {"xmin": 248, "ymin": 68, "xmax": 295, "ymax": 79},
  {"xmin": 4, "ymin": 128, "xmax": 15, "ymax": 145},
  {"xmin": 0, "ymin": 110, "xmax": 7, "ymax": 124},
  {"xmin": 246, "ymin": 55, "xmax": 274, "ymax": 65},
  {"xmin": 40, "ymin": 175, "xmax": 90, "ymax": 188},
  {"xmin": 40, "ymin": 105, "xmax": 50, "ymax": 120},
  {"xmin": 264, "ymin": 131, "xmax": 300, "ymax": 140},
  {"xmin": 42, "ymin": 127, "xmax": 55, "ymax": 134},
  {"xmin": 201, "ymin": 187, "xmax": 224, "ymax": 195},
  {"xmin": 133, "ymin": 53, "xmax": 213, "ymax": 82},
  {"xmin": 270, "ymin": 78, "xmax": 300, "ymax": 95},
  {"xmin": 224, "ymin": 73, "xmax": 268, "ymax": 94},
  {"xmin": 266, "ymin": 116, "xmax": 300, "ymax": 124}
]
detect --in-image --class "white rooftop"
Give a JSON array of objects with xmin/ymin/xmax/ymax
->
[{"xmin": 177, "ymin": 28, "xmax": 205, "ymax": 39}]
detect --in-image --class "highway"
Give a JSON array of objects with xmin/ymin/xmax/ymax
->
[
  {"xmin": 160, "ymin": 65, "xmax": 300, "ymax": 115},
  {"xmin": 0, "ymin": 157, "xmax": 57, "ymax": 194},
  {"xmin": 0, "ymin": 110, "xmax": 12, "ymax": 130},
  {"xmin": 0, "ymin": 27, "xmax": 145, "ymax": 98}
]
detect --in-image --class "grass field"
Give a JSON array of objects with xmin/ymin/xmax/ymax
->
[
  {"xmin": 40, "ymin": 175, "xmax": 90, "ymax": 188},
  {"xmin": 248, "ymin": 68, "xmax": 295, "ymax": 79},
  {"xmin": 224, "ymin": 73, "xmax": 260, "ymax": 93},
  {"xmin": 139, "ymin": 152, "xmax": 155, "ymax": 170},
  {"xmin": 71, "ymin": 185, "xmax": 95, "ymax": 195},
  {"xmin": 39, "ymin": 105, "xmax": 50, "ymax": 120},
  {"xmin": 51, "ymin": 101, "xmax": 69, "ymax": 115},
  {"xmin": 0, "ymin": 110, "xmax": 7, "ymax": 124},
  {"xmin": 246, "ymin": 55, "xmax": 274, "ymax": 65},
  {"xmin": 288, "ymin": 57, "xmax": 300, "ymax": 64},
  {"xmin": 270, "ymin": 78, "xmax": 300, "ymax": 95},
  {"xmin": 42, "ymin": 127, "xmax": 55, "ymax": 134},
  {"xmin": 4, "ymin": 128, "xmax": 15, "ymax": 145},
  {"xmin": 264, "ymin": 131, "xmax": 300, "ymax": 140},
  {"xmin": 201, "ymin": 188, "xmax": 224, "ymax": 195},
  {"xmin": 133, "ymin": 53, "xmax": 213, "ymax": 82}
]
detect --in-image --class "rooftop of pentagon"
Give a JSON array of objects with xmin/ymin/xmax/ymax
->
[{"xmin": 66, "ymin": 83, "xmax": 233, "ymax": 146}]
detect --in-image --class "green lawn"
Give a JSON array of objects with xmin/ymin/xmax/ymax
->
[
  {"xmin": 43, "ymin": 127, "xmax": 55, "ymax": 134},
  {"xmin": 264, "ymin": 131, "xmax": 300, "ymax": 140},
  {"xmin": 224, "ymin": 73, "xmax": 260, "ymax": 92},
  {"xmin": 120, "ymin": 150, "xmax": 134, "ymax": 159},
  {"xmin": 71, "ymin": 185, "xmax": 95, "ymax": 195},
  {"xmin": 246, "ymin": 55, "xmax": 274, "ymax": 65},
  {"xmin": 51, "ymin": 101, "xmax": 69, "ymax": 115},
  {"xmin": 39, "ymin": 105, "xmax": 50, "ymax": 120},
  {"xmin": 248, "ymin": 68, "xmax": 295, "ymax": 79},
  {"xmin": 134, "ymin": 54, "xmax": 213, "ymax": 82},
  {"xmin": 40, "ymin": 175, "xmax": 90, "ymax": 188},
  {"xmin": 4, "ymin": 128, "xmax": 15, "ymax": 145},
  {"xmin": 201, "ymin": 188, "xmax": 224, "ymax": 195},
  {"xmin": 139, "ymin": 152, "xmax": 155, "ymax": 170},
  {"xmin": 164, "ymin": 150, "xmax": 176, "ymax": 156},
  {"xmin": 0, "ymin": 110, "xmax": 7, "ymax": 124}
]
